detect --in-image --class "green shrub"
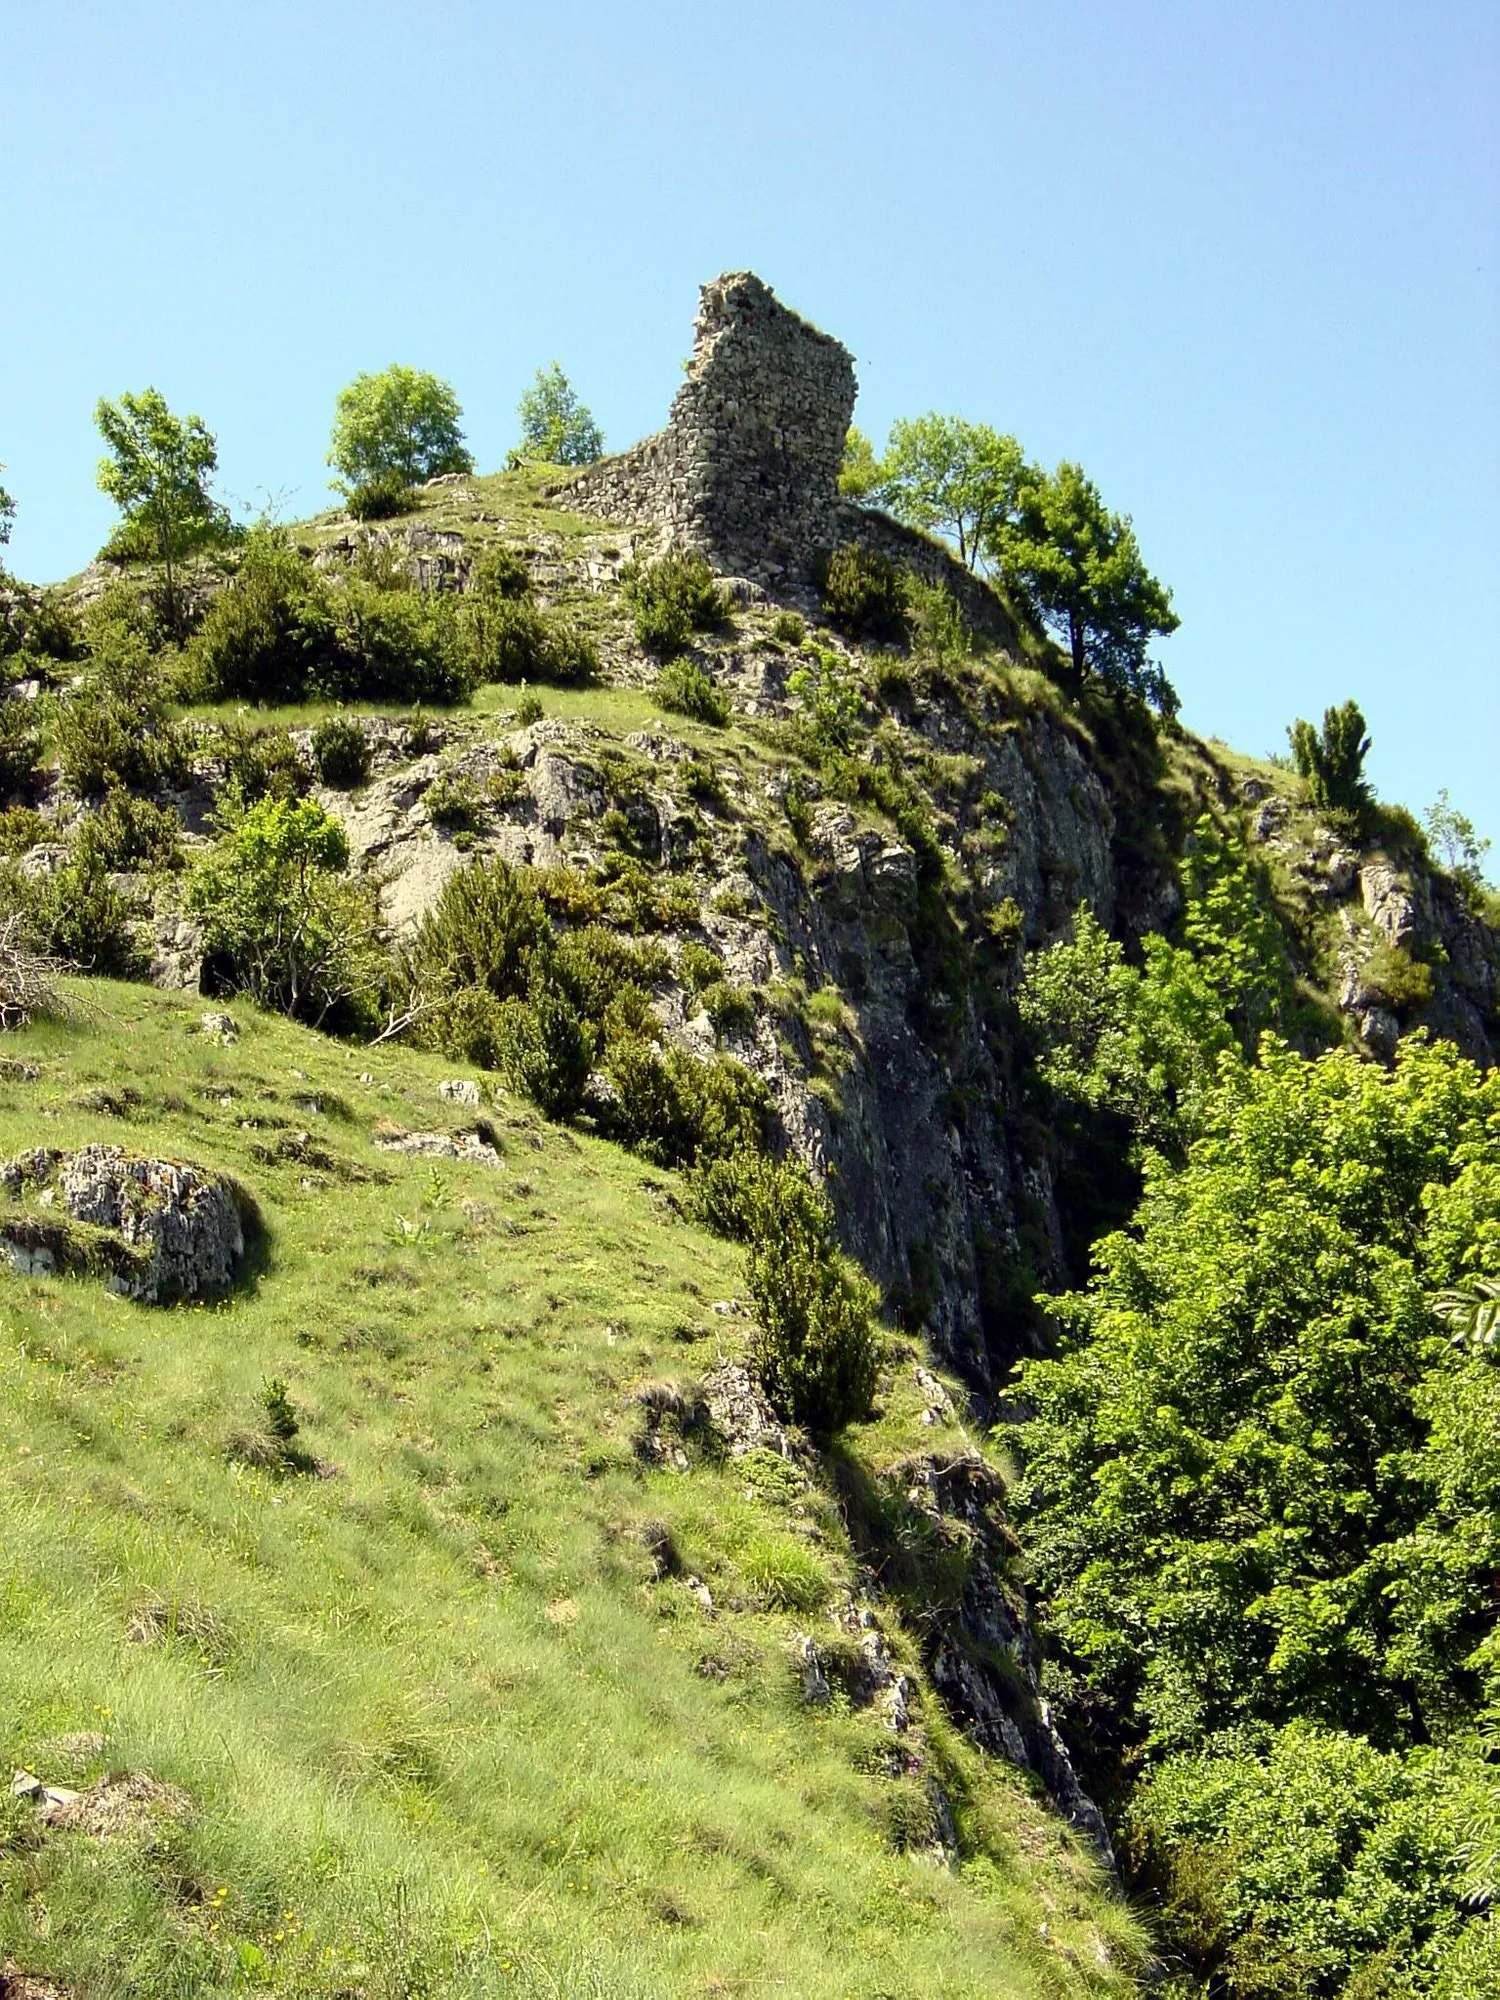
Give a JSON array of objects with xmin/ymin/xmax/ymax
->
[
  {"xmin": 906, "ymin": 577, "xmax": 970, "ymax": 665},
  {"xmin": 12, "ymin": 837, "xmax": 143, "ymax": 978},
  {"xmin": 600, "ymin": 1039, "xmax": 764, "ymax": 1169},
  {"xmin": 467, "ymin": 543, "xmax": 532, "ymax": 603},
  {"xmin": 331, "ymin": 578, "xmax": 478, "ymax": 704},
  {"xmin": 515, "ymin": 689, "xmax": 544, "ymax": 726},
  {"xmin": 700, "ymin": 981, "xmax": 754, "ymax": 1039},
  {"xmin": 821, "ymin": 543, "xmax": 908, "ymax": 643},
  {"xmin": 86, "ymin": 787, "xmax": 184, "ymax": 872},
  {"xmin": 345, "ymin": 474, "xmax": 419, "ymax": 521},
  {"xmin": 0, "ymin": 805, "xmax": 47, "ymax": 855},
  {"xmin": 467, "ymin": 595, "xmax": 595, "ymax": 686},
  {"xmin": 655, "ymin": 657, "xmax": 731, "ymax": 726},
  {"xmin": 186, "ymin": 529, "xmax": 338, "ymax": 702},
  {"xmin": 1289, "ymin": 700, "xmax": 1372, "ymax": 825},
  {"xmin": 0, "ymin": 701, "xmax": 41, "ymax": 797},
  {"xmin": 399, "ymin": 856, "xmax": 549, "ymax": 1012},
  {"xmin": 189, "ymin": 796, "xmax": 383, "ymax": 1028},
  {"xmin": 1362, "ymin": 938, "xmax": 1434, "ymax": 1013},
  {"xmin": 218, "ymin": 719, "xmax": 310, "ymax": 804},
  {"xmin": 771, "ymin": 610, "xmax": 805, "ymax": 647},
  {"xmin": 425, "ymin": 767, "xmax": 484, "ymax": 831},
  {"xmin": 623, "ymin": 550, "xmax": 729, "ymax": 658},
  {"xmin": 188, "ymin": 528, "xmax": 479, "ymax": 705},
  {"xmin": 745, "ymin": 1163, "xmax": 877, "ymax": 1433},
  {"xmin": 493, "ymin": 974, "xmax": 593, "ymax": 1119},
  {"xmin": 312, "ymin": 715, "xmax": 371, "ymax": 789}
]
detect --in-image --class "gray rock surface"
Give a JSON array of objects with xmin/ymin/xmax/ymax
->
[{"xmin": 58, "ymin": 1146, "xmax": 246, "ymax": 1301}]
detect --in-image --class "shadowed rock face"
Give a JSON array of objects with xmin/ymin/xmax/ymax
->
[{"xmin": 562, "ymin": 272, "xmax": 857, "ymax": 580}]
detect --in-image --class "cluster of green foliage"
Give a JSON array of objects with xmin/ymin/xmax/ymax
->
[
  {"xmin": 622, "ymin": 549, "xmax": 729, "ymax": 658},
  {"xmin": 848, "ymin": 415, "xmax": 1179, "ymax": 706},
  {"xmin": 820, "ymin": 543, "xmax": 909, "ymax": 643},
  {"xmin": 182, "ymin": 530, "xmax": 593, "ymax": 707},
  {"xmin": 464, "ymin": 544, "xmax": 597, "ymax": 687},
  {"xmin": 327, "ymin": 364, "xmax": 473, "ymax": 504},
  {"xmin": 690, "ymin": 1151, "xmax": 877, "ymax": 1434},
  {"xmin": 1426, "ymin": 789, "xmax": 1495, "ymax": 918},
  {"xmin": 655, "ymin": 656, "xmax": 730, "ymax": 725},
  {"xmin": 310, "ymin": 714, "xmax": 370, "ymax": 789},
  {"xmin": 393, "ymin": 856, "xmax": 764, "ymax": 1167},
  {"xmin": 55, "ymin": 586, "xmax": 189, "ymax": 796},
  {"xmin": 94, "ymin": 388, "xmax": 235, "ymax": 633},
  {"xmin": 515, "ymin": 362, "xmax": 604, "ymax": 467},
  {"xmin": 189, "ymin": 795, "xmax": 383, "ymax": 1030},
  {"xmin": 1013, "ymin": 873, "xmax": 1500, "ymax": 1990},
  {"xmin": 1290, "ymin": 699, "xmax": 1372, "ymax": 826},
  {"xmin": 342, "ymin": 472, "xmax": 420, "ymax": 521}
]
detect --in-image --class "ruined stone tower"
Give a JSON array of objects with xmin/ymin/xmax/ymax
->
[{"xmin": 560, "ymin": 272, "xmax": 857, "ymax": 579}]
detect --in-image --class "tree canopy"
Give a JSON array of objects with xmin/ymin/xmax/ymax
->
[
  {"xmin": 328, "ymin": 365, "xmax": 474, "ymax": 492},
  {"xmin": 515, "ymin": 364, "xmax": 603, "ymax": 467},
  {"xmin": 871, "ymin": 414, "xmax": 1027, "ymax": 572},
  {"xmin": 0, "ymin": 466, "xmax": 13, "ymax": 547},
  {"xmin": 95, "ymin": 388, "xmax": 227, "ymax": 633},
  {"xmin": 997, "ymin": 459, "xmax": 1178, "ymax": 694},
  {"xmin": 1289, "ymin": 699, "xmax": 1372, "ymax": 823}
]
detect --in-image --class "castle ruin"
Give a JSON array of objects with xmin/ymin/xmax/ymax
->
[{"xmin": 558, "ymin": 271, "xmax": 1017, "ymax": 644}]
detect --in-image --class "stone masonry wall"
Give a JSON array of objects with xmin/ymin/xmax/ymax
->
[
  {"xmin": 561, "ymin": 272, "xmax": 856, "ymax": 579},
  {"xmin": 558, "ymin": 271, "xmax": 1021, "ymax": 651}
]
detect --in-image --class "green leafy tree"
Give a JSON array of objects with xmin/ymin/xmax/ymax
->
[
  {"xmin": 1425, "ymin": 789, "xmax": 1492, "ymax": 912},
  {"xmin": 1290, "ymin": 700, "xmax": 1372, "ymax": 817},
  {"xmin": 94, "ymin": 388, "xmax": 226, "ymax": 633},
  {"xmin": 838, "ymin": 426, "xmax": 881, "ymax": 500},
  {"xmin": 998, "ymin": 460, "xmax": 1179, "ymax": 694},
  {"xmin": 515, "ymin": 363, "xmax": 603, "ymax": 467},
  {"xmin": 327, "ymin": 365, "xmax": 474, "ymax": 492},
  {"xmin": 873, "ymin": 414, "xmax": 1028, "ymax": 571},
  {"xmin": 1288, "ymin": 700, "xmax": 1371, "ymax": 822},
  {"xmin": 0, "ymin": 465, "xmax": 14, "ymax": 547},
  {"xmin": 1011, "ymin": 1030, "xmax": 1500, "ymax": 1992},
  {"xmin": 189, "ymin": 795, "xmax": 382, "ymax": 1027}
]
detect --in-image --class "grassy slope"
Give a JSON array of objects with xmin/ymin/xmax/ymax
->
[{"xmin": 0, "ymin": 982, "xmax": 1143, "ymax": 1999}]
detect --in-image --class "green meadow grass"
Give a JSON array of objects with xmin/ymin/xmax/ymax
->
[{"xmin": 0, "ymin": 985, "xmax": 1143, "ymax": 1996}]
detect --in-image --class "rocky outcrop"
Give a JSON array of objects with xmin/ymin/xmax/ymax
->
[{"xmin": 1, "ymin": 1146, "xmax": 247, "ymax": 1301}]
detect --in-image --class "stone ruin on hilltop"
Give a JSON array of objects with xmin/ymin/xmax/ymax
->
[{"xmin": 558, "ymin": 272, "xmax": 1016, "ymax": 643}]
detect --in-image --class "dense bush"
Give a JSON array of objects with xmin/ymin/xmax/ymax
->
[
  {"xmin": 186, "ymin": 529, "xmax": 479, "ymax": 706},
  {"xmin": 820, "ymin": 543, "xmax": 908, "ymax": 643},
  {"xmin": 189, "ymin": 796, "xmax": 383, "ymax": 1028},
  {"xmin": 55, "ymin": 587, "xmax": 186, "ymax": 796},
  {"xmin": 311, "ymin": 714, "xmax": 371, "ymax": 789},
  {"xmin": 0, "ymin": 701, "xmax": 41, "ymax": 798},
  {"xmin": 86, "ymin": 787, "xmax": 183, "ymax": 872},
  {"xmin": 345, "ymin": 474, "xmax": 419, "ymax": 521},
  {"xmin": 4, "ymin": 834, "xmax": 142, "ymax": 978},
  {"xmin": 655, "ymin": 657, "xmax": 730, "ymax": 726},
  {"xmin": 622, "ymin": 550, "xmax": 729, "ymax": 658},
  {"xmin": 1011, "ymin": 1035, "xmax": 1500, "ymax": 1993},
  {"xmin": 393, "ymin": 854, "xmax": 761, "ymax": 1166},
  {"xmin": 217, "ymin": 719, "xmax": 310, "ymax": 804},
  {"xmin": 1289, "ymin": 699, "xmax": 1372, "ymax": 826},
  {"xmin": 743, "ymin": 1161, "xmax": 878, "ymax": 1433},
  {"xmin": 0, "ymin": 806, "xmax": 46, "ymax": 855}
]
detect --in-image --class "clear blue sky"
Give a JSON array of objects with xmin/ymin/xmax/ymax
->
[{"xmin": 3, "ymin": 1, "xmax": 1496, "ymax": 848}]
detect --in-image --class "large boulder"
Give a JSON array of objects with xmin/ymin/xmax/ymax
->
[{"xmin": 2, "ymin": 1146, "xmax": 248, "ymax": 1302}]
